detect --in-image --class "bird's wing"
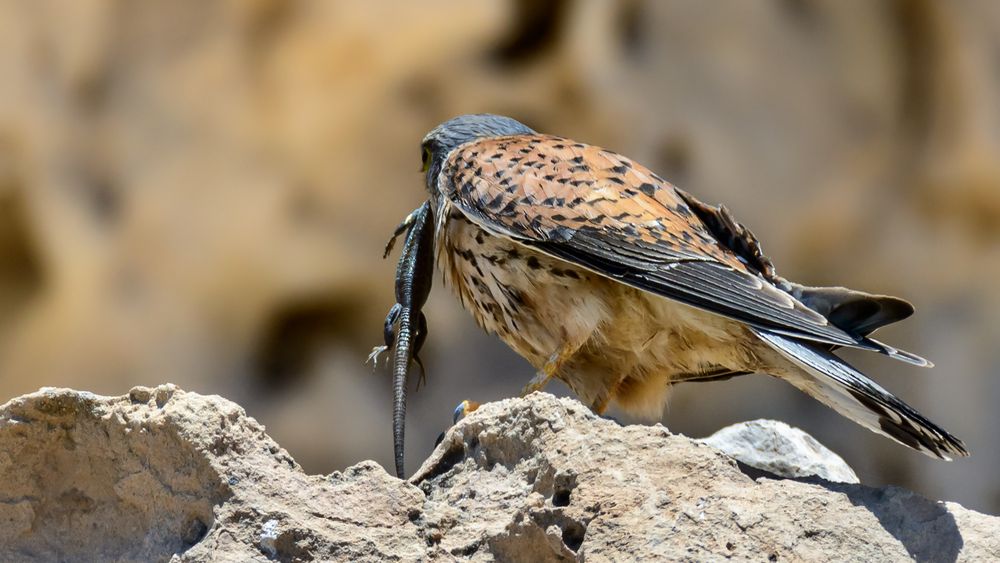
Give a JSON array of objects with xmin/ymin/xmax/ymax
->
[{"xmin": 438, "ymin": 134, "xmax": 900, "ymax": 353}]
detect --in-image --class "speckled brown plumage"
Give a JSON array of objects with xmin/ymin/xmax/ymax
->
[{"xmin": 412, "ymin": 114, "xmax": 967, "ymax": 461}]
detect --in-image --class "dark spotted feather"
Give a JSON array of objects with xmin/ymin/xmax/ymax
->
[{"xmin": 438, "ymin": 135, "xmax": 924, "ymax": 363}]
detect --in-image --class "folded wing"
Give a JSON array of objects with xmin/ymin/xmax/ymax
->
[{"xmin": 439, "ymin": 134, "xmax": 925, "ymax": 363}]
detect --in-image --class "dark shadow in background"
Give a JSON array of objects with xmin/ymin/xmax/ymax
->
[{"xmin": 737, "ymin": 462, "xmax": 963, "ymax": 563}]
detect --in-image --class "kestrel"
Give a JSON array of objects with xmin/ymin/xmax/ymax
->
[{"xmin": 380, "ymin": 114, "xmax": 967, "ymax": 478}]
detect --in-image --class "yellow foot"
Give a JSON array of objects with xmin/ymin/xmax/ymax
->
[
  {"xmin": 591, "ymin": 375, "xmax": 627, "ymax": 416},
  {"xmin": 519, "ymin": 370, "xmax": 554, "ymax": 397},
  {"xmin": 520, "ymin": 346, "xmax": 577, "ymax": 397},
  {"xmin": 591, "ymin": 395, "xmax": 611, "ymax": 416},
  {"xmin": 452, "ymin": 399, "xmax": 481, "ymax": 424}
]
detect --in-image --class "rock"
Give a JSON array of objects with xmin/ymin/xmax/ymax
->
[
  {"xmin": 0, "ymin": 387, "xmax": 996, "ymax": 562},
  {"xmin": 1, "ymin": 0, "xmax": 999, "ymax": 516},
  {"xmin": 700, "ymin": 419, "xmax": 860, "ymax": 484}
]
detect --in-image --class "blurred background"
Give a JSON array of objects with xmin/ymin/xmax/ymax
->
[{"xmin": 0, "ymin": 0, "xmax": 997, "ymax": 513}]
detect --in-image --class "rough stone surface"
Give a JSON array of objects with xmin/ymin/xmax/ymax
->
[
  {"xmin": 2, "ymin": 0, "xmax": 1000, "ymax": 516},
  {"xmin": 0, "ymin": 386, "xmax": 996, "ymax": 562},
  {"xmin": 700, "ymin": 419, "xmax": 860, "ymax": 484}
]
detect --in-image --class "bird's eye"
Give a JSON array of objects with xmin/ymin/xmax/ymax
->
[{"xmin": 421, "ymin": 146, "xmax": 432, "ymax": 173}]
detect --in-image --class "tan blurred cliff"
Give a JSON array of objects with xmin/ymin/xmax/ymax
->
[{"xmin": 0, "ymin": 1, "xmax": 997, "ymax": 513}]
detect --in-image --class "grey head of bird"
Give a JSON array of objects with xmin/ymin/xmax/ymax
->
[{"xmin": 420, "ymin": 113, "xmax": 535, "ymax": 193}]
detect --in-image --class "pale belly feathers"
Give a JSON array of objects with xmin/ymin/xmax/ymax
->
[{"xmin": 437, "ymin": 206, "xmax": 762, "ymax": 419}]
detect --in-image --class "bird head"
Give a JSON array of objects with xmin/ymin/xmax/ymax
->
[{"xmin": 420, "ymin": 114, "xmax": 535, "ymax": 193}]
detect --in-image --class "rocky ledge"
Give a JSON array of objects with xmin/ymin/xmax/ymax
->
[{"xmin": 0, "ymin": 386, "xmax": 995, "ymax": 562}]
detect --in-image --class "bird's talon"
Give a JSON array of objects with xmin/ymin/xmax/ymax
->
[{"xmin": 452, "ymin": 399, "xmax": 481, "ymax": 424}]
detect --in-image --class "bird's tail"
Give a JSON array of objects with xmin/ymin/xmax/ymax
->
[
  {"xmin": 782, "ymin": 283, "xmax": 933, "ymax": 367},
  {"xmin": 753, "ymin": 328, "xmax": 968, "ymax": 460}
]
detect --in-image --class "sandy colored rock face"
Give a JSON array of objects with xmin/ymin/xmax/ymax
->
[
  {"xmin": 0, "ymin": 386, "xmax": 996, "ymax": 562},
  {"xmin": 0, "ymin": 387, "xmax": 225, "ymax": 561},
  {"xmin": 0, "ymin": 0, "xmax": 997, "ymax": 517}
]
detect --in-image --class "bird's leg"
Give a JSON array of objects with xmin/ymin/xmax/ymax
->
[
  {"xmin": 590, "ymin": 388, "xmax": 617, "ymax": 416},
  {"xmin": 589, "ymin": 370, "xmax": 634, "ymax": 416},
  {"xmin": 520, "ymin": 344, "xmax": 578, "ymax": 397},
  {"xmin": 451, "ymin": 343, "xmax": 583, "ymax": 424}
]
